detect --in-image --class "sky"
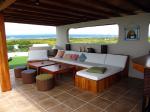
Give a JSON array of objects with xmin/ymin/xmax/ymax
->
[
  {"xmin": 4, "ymin": 22, "xmax": 56, "ymax": 35},
  {"xmin": 4, "ymin": 22, "xmax": 119, "ymax": 35}
]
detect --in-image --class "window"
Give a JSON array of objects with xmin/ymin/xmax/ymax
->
[
  {"xmin": 69, "ymin": 24, "xmax": 119, "ymax": 44},
  {"xmin": 5, "ymin": 22, "xmax": 56, "ymax": 52}
]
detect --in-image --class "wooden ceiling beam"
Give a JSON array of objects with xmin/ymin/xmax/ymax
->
[
  {"xmin": 5, "ymin": 14, "xmax": 101, "ymax": 26},
  {"xmin": 96, "ymin": 0, "xmax": 136, "ymax": 15},
  {"xmin": 42, "ymin": 0, "xmax": 119, "ymax": 17},
  {"xmin": 7, "ymin": 7, "xmax": 87, "ymax": 20},
  {"xmin": 63, "ymin": 0, "xmax": 122, "ymax": 16},
  {"xmin": 13, "ymin": 2, "xmax": 88, "ymax": 18},
  {"xmin": 16, "ymin": 0, "xmax": 111, "ymax": 18},
  {"xmin": 127, "ymin": 0, "xmax": 150, "ymax": 12},
  {"xmin": 4, "ymin": 15, "xmax": 71, "ymax": 24},
  {"xmin": 3, "ymin": 10, "xmax": 84, "ymax": 22},
  {"xmin": 0, "ymin": 0, "xmax": 16, "ymax": 11},
  {"xmin": 5, "ymin": 19, "xmax": 57, "ymax": 26},
  {"xmin": 4, "ymin": 17, "xmax": 67, "ymax": 26},
  {"xmin": 9, "ymin": 4, "xmax": 103, "ymax": 20}
]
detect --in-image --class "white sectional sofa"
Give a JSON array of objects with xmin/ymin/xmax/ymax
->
[{"xmin": 49, "ymin": 50, "xmax": 129, "ymax": 93}]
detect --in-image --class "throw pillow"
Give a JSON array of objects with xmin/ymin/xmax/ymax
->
[
  {"xmin": 78, "ymin": 53, "xmax": 87, "ymax": 62},
  {"xmin": 71, "ymin": 54, "xmax": 79, "ymax": 60},
  {"xmin": 63, "ymin": 54, "xmax": 72, "ymax": 60},
  {"xmin": 87, "ymin": 67, "xmax": 107, "ymax": 74},
  {"xmin": 55, "ymin": 50, "xmax": 65, "ymax": 58}
]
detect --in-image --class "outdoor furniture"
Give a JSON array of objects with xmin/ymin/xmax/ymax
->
[
  {"xmin": 28, "ymin": 61, "xmax": 56, "ymax": 75},
  {"xmin": 14, "ymin": 66, "xmax": 27, "ymax": 78},
  {"xmin": 21, "ymin": 69, "xmax": 37, "ymax": 84},
  {"xmin": 40, "ymin": 64, "xmax": 76, "ymax": 79},
  {"xmin": 36, "ymin": 74, "xmax": 54, "ymax": 91},
  {"xmin": 28, "ymin": 50, "xmax": 49, "ymax": 62},
  {"xmin": 49, "ymin": 51, "xmax": 129, "ymax": 93}
]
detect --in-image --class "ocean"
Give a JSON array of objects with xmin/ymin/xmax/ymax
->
[{"xmin": 6, "ymin": 34, "xmax": 117, "ymax": 40}]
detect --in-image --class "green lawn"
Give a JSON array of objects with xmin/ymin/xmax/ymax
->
[{"xmin": 9, "ymin": 56, "xmax": 28, "ymax": 69}]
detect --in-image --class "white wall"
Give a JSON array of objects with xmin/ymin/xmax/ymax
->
[{"xmin": 56, "ymin": 13, "xmax": 150, "ymax": 79}]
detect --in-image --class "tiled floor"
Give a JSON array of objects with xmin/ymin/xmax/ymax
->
[{"xmin": 0, "ymin": 69, "xmax": 143, "ymax": 112}]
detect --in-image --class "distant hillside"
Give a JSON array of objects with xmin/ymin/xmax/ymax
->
[{"xmin": 6, "ymin": 34, "xmax": 118, "ymax": 40}]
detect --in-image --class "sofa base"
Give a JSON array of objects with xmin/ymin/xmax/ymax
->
[{"xmin": 75, "ymin": 72, "xmax": 121, "ymax": 93}]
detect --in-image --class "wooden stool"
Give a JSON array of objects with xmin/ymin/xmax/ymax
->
[
  {"xmin": 36, "ymin": 74, "xmax": 54, "ymax": 91},
  {"xmin": 22, "ymin": 69, "xmax": 37, "ymax": 84},
  {"xmin": 14, "ymin": 66, "xmax": 27, "ymax": 78}
]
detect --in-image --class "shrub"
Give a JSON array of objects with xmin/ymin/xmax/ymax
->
[
  {"xmin": 7, "ymin": 45, "xmax": 14, "ymax": 52},
  {"xmin": 18, "ymin": 45, "xmax": 32, "ymax": 52}
]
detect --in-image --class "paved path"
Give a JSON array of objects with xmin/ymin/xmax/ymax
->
[{"xmin": 8, "ymin": 52, "xmax": 28, "ymax": 58}]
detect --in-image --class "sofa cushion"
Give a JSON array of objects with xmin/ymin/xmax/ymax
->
[
  {"xmin": 87, "ymin": 67, "xmax": 107, "ymax": 74},
  {"xmin": 65, "ymin": 50, "xmax": 82, "ymax": 55},
  {"xmin": 78, "ymin": 53, "xmax": 87, "ymax": 62},
  {"xmin": 105, "ymin": 54, "xmax": 127, "ymax": 68},
  {"xmin": 28, "ymin": 50, "xmax": 49, "ymax": 61},
  {"xmin": 63, "ymin": 54, "xmax": 72, "ymax": 60},
  {"xmin": 84, "ymin": 53, "xmax": 106, "ymax": 64},
  {"xmin": 76, "ymin": 65, "xmax": 122, "ymax": 80},
  {"xmin": 55, "ymin": 50, "xmax": 65, "ymax": 58},
  {"xmin": 49, "ymin": 57, "xmax": 103, "ymax": 68},
  {"xmin": 71, "ymin": 54, "xmax": 79, "ymax": 60}
]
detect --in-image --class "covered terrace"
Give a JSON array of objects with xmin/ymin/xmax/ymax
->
[{"xmin": 0, "ymin": 0, "xmax": 150, "ymax": 112}]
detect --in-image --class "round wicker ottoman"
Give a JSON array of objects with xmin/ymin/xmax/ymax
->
[
  {"xmin": 36, "ymin": 74, "xmax": 54, "ymax": 91},
  {"xmin": 14, "ymin": 66, "xmax": 27, "ymax": 78},
  {"xmin": 21, "ymin": 69, "xmax": 37, "ymax": 84}
]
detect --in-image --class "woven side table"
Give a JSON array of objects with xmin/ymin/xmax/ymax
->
[
  {"xmin": 14, "ymin": 66, "xmax": 27, "ymax": 78},
  {"xmin": 36, "ymin": 74, "xmax": 54, "ymax": 91},
  {"xmin": 21, "ymin": 69, "xmax": 37, "ymax": 84}
]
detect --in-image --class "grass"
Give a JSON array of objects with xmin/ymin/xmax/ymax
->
[
  {"xmin": 9, "ymin": 56, "xmax": 28, "ymax": 69},
  {"xmin": 7, "ymin": 39, "xmax": 56, "ymax": 46},
  {"xmin": 69, "ymin": 38, "xmax": 118, "ymax": 44}
]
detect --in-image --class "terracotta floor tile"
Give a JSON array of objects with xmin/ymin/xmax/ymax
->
[
  {"xmin": 107, "ymin": 86, "xmax": 127, "ymax": 95},
  {"xmin": 90, "ymin": 97, "xmax": 112, "ymax": 109},
  {"xmin": 31, "ymin": 92, "xmax": 50, "ymax": 102},
  {"xmin": 124, "ymin": 90, "xmax": 142, "ymax": 101},
  {"xmin": 100, "ymin": 91, "xmax": 120, "ymax": 101},
  {"xmin": 63, "ymin": 97, "xmax": 86, "ymax": 109},
  {"xmin": 106, "ymin": 97, "xmax": 137, "ymax": 112},
  {"xmin": 67, "ymin": 87, "xmax": 84, "ymax": 96},
  {"xmin": 39, "ymin": 98, "xmax": 59, "ymax": 110},
  {"xmin": 47, "ymin": 104, "xmax": 73, "ymax": 112},
  {"xmin": 45, "ymin": 88, "xmax": 64, "ymax": 97},
  {"xmin": 74, "ymin": 103, "xmax": 103, "ymax": 112},
  {"xmin": 130, "ymin": 104, "xmax": 141, "ymax": 112},
  {"xmin": 53, "ymin": 92, "xmax": 73, "ymax": 102},
  {"xmin": 106, "ymin": 102, "xmax": 133, "ymax": 112},
  {"xmin": 77, "ymin": 92, "xmax": 99, "ymax": 102},
  {"xmin": 0, "ymin": 70, "xmax": 143, "ymax": 112},
  {"xmin": 57, "ymin": 84, "xmax": 75, "ymax": 91}
]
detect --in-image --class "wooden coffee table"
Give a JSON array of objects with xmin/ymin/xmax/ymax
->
[
  {"xmin": 40, "ymin": 63, "xmax": 76, "ymax": 79},
  {"xmin": 28, "ymin": 61, "xmax": 56, "ymax": 75}
]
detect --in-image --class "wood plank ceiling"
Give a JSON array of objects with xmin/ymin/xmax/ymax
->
[{"xmin": 1, "ymin": 0, "xmax": 150, "ymax": 26}]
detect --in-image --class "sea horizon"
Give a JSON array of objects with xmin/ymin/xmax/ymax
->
[{"xmin": 6, "ymin": 34, "xmax": 118, "ymax": 40}]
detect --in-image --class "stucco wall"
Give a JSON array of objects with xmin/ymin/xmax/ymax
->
[{"xmin": 56, "ymin": 13, "xmax": 150, "ymax": 79}]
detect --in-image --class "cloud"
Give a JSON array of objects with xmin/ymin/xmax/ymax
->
[{"xmin": 4, "ymin": 22, "xmax": 56, "ymax": 35}]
